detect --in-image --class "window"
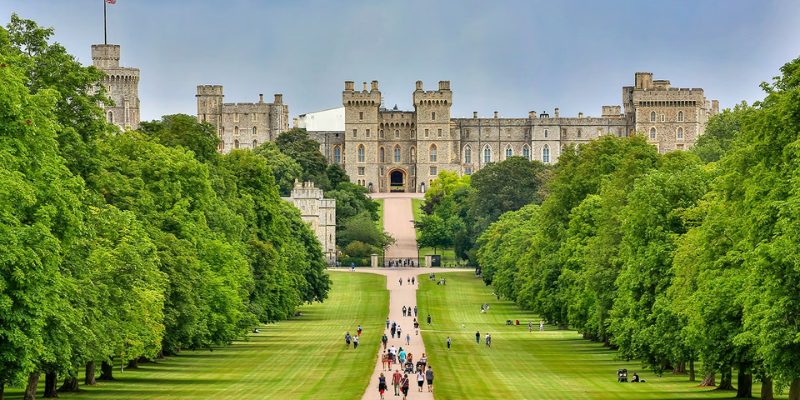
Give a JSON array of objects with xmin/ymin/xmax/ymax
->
[
  {"xmin": 366, "ymin": 129, "xmax": 371, "ymax": 138},
  {"xmin": 424, "ymin": 129, "xmax": 429, "ymax": 138},
  {"xmin": 234, "ymin": 113, "xmax": 239, "ymax": 123},
  {"xmin": 358, "ymin": 167, "xmax": 365, "ymax": 176},
  {"xmin": 650, "ymin": 127, "xmax": 657, "ymax": 139},
  {"xmin": 542, "ymin": 144, "xmax": 550, "ymax": 163},
  {"xmin": 220, "ymin": 127, "xmax": 224, "ymax": 137},
  {"xmin": 380, "ymin": 129, "xmax": 384, "ymax": 138},
  {"xmin": 352, "ymin": 129, "xmax": 357, "ymax": 137},
  {"xmin": 678, "ymin": 111, "xmax": 684, "ymax": 122},
  {"xmin": 359, "ymin": 112, "xmax": 363, "ymax": 120},
  {"xmin": 431, "ymin": 111, "xmax": 436, "ymax": 121},
  {"xmin": 577, "ymin": 129, "xmax": 582, "ymax": 139},
  {"xmin": 410, "ymin": 147, "xmax": 416, "ymax": 162},
  {"xmin": 677, "ymin": 127, "xmax": 684, "ymax": 140},
  {"xmin": 661, "ymin": 114, "xmax": 666, "ymax": 122},
  {"xmin": 464, "ymin": 145, "xmax": 472, "ymax": 163},
  {"xmin": 411, "ymin": 129, "xmax": 416, "ymax": 138},
  {"xmin": 235, "ymin": 139, "xmax": 240, "ymax": 149},
  {"xmin": 650, "ymin": 111, "xmax": 656, "ymax": 122},
  {"xmin": 522, "ymin": 145, "xmax": 530, "ymax": 160},
  {"xmin": 465, "ymin": 167, "xmax": 472, "ymax": 175},
  {"xmin": 252, "ymin": 139, "xmax": 258, "ymax": 148},
  {"xmin": 394, "ymin": 145, "xmax": 401, "ymax": 163},
  {"xmin": 505, "ymin": 145, "xmax": 513, "ymax": 158},
  {"xmin": 252, "ymin": 113, "xmax": 257, "ymax": 122},
  {"xmin": 379, "ymin": 147, "xmax": 385, "ymax": 163},
  {"xmin": 544, "ymin": 129, "xmax": 549, "ymax": 139},
  {"xmin": 357, "ymin": 144, "xmax": 365, "ymax": 163},
  {"xmin": 219, "ymin": 141, "xmax": 225, "ymax": 151},
  {"xmin": 333, "ymin": 146, "xmax": 341, "ymax": 163},
  {"xmin": 429, "ymin": 144, "xmax": 437, "ymax": 162},
  {"xmin": 234, "ymin": 126, "xmax": 239, "ymax": 135},
  {"xmin": 108, "ymin": 111, "xmax": 114, "ymax": 123},
  {"xmin": 430, "ymin": 166, "xmax": 438, "ymax": 175},
  {"xmin": 677, "ymin": 143, "xmax": 685, "ymax": 150},
  {"xmin": 437, "ymin": 129, "xmax": 442, "ymax": 138},
  {"xmin": 465, "ymin": 128, "xmax": 471, "ymax": 138},
  {"xmin": 252, "ymin": 127, "xmax": 257, "ymax": 135},
  {"xmin": 483, "ymin": 146, "xmax": 492, "ymax": 163},
  {"xmin": 395, "ymin": 129, "xmax": 399, "ymax": 139}
]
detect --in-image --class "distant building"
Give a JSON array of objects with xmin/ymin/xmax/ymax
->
[
  {"xmin": 196, "ymin": 86, "xmax": 289, "ymax": 153},
  {"xmin": 92, "ymin": 44, "xmax": 140, "ymax": 130},
  {"xmin": 283, "ymin": 181, "xmax": 337, "ymax": 265},
  {"xmin": 294, "ymin": 107, "xmax": 345, "ymax": 131}
]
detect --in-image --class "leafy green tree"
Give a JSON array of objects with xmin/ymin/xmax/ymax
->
[
  {"xmin": 139, "ymin": 114, "xmax": 219, "ymax": 163},
  {"xmin": 691, "ymin": 103, "xmax": 747, "ymax": 164},
  {"xmin": 253, "ymin": 142, "xmax": 303, "ymax": 196},
  {"xmin": 275, "ymin": 128, "xmax": 330, "ymax": 189}
]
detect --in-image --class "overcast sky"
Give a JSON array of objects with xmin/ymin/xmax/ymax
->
[{"xmin": 3, "ymin": 1, "xmax": 799, "ymax": 122}]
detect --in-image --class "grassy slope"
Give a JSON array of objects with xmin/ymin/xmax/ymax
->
[
  {"xmin": 7, "ymin": 272, "xmax": 387, "ymax": 400},
  {"xmin": 417, "ymin": 271, "xmax": 779, "ymax": 400}
]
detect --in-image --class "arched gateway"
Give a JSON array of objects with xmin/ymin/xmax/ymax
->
[{"xmin": 388, "ymin": 169, "xmax": 406, "ymax": 192}]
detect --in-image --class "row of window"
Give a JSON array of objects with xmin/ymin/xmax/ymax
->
[
  {"xmin": 359, "ymin": 111, "xmax": 438, "ymax": 121},
  {"xmin": 649, "ymin": 110, "xmax": 685, "ymax": 122},
  {"xmin": 343, "ymin": 143, "xmax": 551, "ymax": 165},
  {"xmin": 228, "ymin": 113, "xmax": 258, "ymax": 123},
  {"xmin": 648, "ymin": 127, "xmax": 686, "ymax": 140},
  {"xmin": 352, "ymin": 128, "xmax": 446, "ymax": 138},
  {"xmin": 218, "ymin": 139, "xmax": 259, "ymax": 151},
  {"xmin": 220, "ymin": 126, "xmax": 259, "ymax": 136}
]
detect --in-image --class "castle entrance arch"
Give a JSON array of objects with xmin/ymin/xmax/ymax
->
[{"xmin": 388, "ymin": 169, "xmax": 406, "ymax": 192}]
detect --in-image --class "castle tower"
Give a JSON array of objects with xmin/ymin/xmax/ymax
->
[
  {"xmin": 414, "ymin": 80, "xmax": 453, "ymax": 192},
  {"xmin": 196, "ymin": 85, "xmax": 224, "ymax": 128},
  {"xmin": 342, "ymin": 80, "xmax": 381, "ymax": 191},
  {"xmin": 92, "ymin": 44, "xmax": 140, "ymax": 130}
]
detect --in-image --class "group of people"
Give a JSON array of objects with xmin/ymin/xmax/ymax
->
[
  {"xmin": 475, "ymin": 331, "xmax": 492, "ymax": 347},
  {"xmin": 527, "ymin": 320, "xmax": 546, "ymax": 332},
  {"xmin": 397, "ymin": 277, "xmax": 416, "ymax": 286},
  {"xmin": 401, "ymin": 305, "xmax": 417, "ymax": 317},
  {"xmin": 377, "ymin": 359, "xmax": 434, "ymax": 399},
  {"xmin": 344, "ymin": 324, "xmax": 364, "ymax": 349},
  {"xmin": 386, "ymin": 258, "xmax": 417, "ymax": 268}
]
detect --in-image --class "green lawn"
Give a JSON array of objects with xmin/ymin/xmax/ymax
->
[
  {"xmin": 374, "ymin": 198, "xmax": 384, "ymax": 231},
  {"xmin": 7, "ymin": 272, "xmax": 387, "ymax": 400},
  {"xmin": 417, "ymin": 271, "xmax": 779, "ymax": 400}
]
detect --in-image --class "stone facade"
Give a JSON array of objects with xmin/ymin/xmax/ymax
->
[
  {"xmin": 316, "ymin": 73, "xmax": 717, "ymax": 193},
  {"xmin": 92, "ymin": 44, "xmax": 140, "ymax": 130},
  {"xmin": 196, "ymin": 86, "xmax": 289, "ymax": 153},
  {"xmin": 282, "ymin": 181, "xmax": 337, "ymax": 265}
]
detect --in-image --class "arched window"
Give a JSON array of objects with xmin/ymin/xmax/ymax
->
[
  {"xmin": 333, "ymin": 146, "xmax": 341, "ymax": 163},
  {"xmin": 464, "ymin": 145, "xmax": 472, "ymax": 164},
  {"xmin": 649, "ymin": 127, "xmax": 657, "ymax": 140},
  {"xmin": 395, "ymin": 129, "xmax": 400, "ymax": 139},
  {"xmin": 234, "ymin": 126, "xmax": 239, "ymax": 135},
  {"xmin": 252, "ymin": 139, "xmax": 258, "ymax": 148},
  {"xmin": 577, "ymin": 129, "xmax": 582, "ymax": 139},
  {"xmin": 650, "ymin": 111, "xmax": 656, "ymax": 122},
  {"xmin": 252, "ymin": 127, "xmax": 257, "ymax": 135},
  {"xmin": 544, "ymin": 129, "xmax": 549, "ymax": 139},
  {"xmin": 379, "ymin": 147, "xmax": 385, "ymax": 163},
  {"xmin": 219, "ymin": 141, "xmax": 225, "ymax": 151},
  {"xmin": 542, "ymin": 144, "xmax": 550, "ymax": 163},
  {"xmin": 677, "ymin": 127, "xmax": 684, "ymax": 140},
  {"xmin": 394, "ymin": 145, "xmax": 401, "ymax": 163},
  {"xmin": 483, "ymin": 146, "xmax": 492, "ymax": 163},
  {"xmin": 505, "ymin": 145, "xmax": 513, "ymax": 158},
  {"xmin": 357, "ymin": 144, "xmax": 365, "ymax": 163},
  {"xmin": 410, "ymin": 147, "xmax": 416, "ymax": 162},
  {"xmin": 522, "ymin": 144, "xmax": 530, "ymax": 160},
  {"xmin": 429, "ymin": 144, "xmax": 437, "ymax": 162},
  {"xmin": 678, "ymin": 111, "xmax": 684, "ymax": 122},
  {"xmin": 108, "ymin": 111, "xmax": 114, "ymax": 123},
  {"xmin": 234, "ymin": 139, "xmax": 240, "ymax": 149}
]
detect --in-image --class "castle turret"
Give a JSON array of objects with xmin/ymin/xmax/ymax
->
[{"xmin": 92, "ymin": 44, "xmax": 140, "ymax": 130}]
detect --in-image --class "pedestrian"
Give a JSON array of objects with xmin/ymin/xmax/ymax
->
[
  {"xmin": 401, "ymin": 373, "xmax": 410, "ymax": 400},
  {"xmin": 391, "ymin": 322, "xmax": 396, "ymax": 338},
  {"xmin": 407, "ymin": 277, "xmax": 410, "ymax": 284},
  {"xmin": 427, "ymin": 314, "xmax": 431, "ymax": 325},
  {"xmin": 399, "ymin": 278, "xmax": 402, "ymax": 286},
  {"xmin": 414, "ymin": 306, "xmax": 418, "ymax": 317},
  {"xmin": 475, "ymin": 330, "xmax": 480, "ymax": 344},
  {"xmin": 412, "ymin": 276, "xmax": 415, "ymax": 285},
  {"xmin": 528, "ymin": 321, "xmax": 533, "ymax": 333},
  {"xmin": 397, "ymin": 325, "xmax": 402, "ymax": 339},
  {"xmin": 345, "ymin": 332, "xmax": 352, "ymax": 348},
  {"xmin": 386, "ymin": 318, "xmax": 390, "ymax": 330},
  {"xmin": 485, "ymin": 333, "xmax": 491, "ymax": 348},
  {"xmin": 446, "ymin": 336, "xmax": 451, "ymax": 350},
  {"xmin": 406, "ymin": 333, "xmax": 411, "ymax": 345},
  {"xmin": 392, "ymin": 369, "xmax": 402, "ymax": 396},
  {"xmin": 402, "ymin": 305, "xmax": 407, "ymax": 317},
  {"xmin": 382, "ymin": 333, "xmax": 388, "ymax": 350},
  {"xmin": 357, "ymin": 324, "xmax": 362, "ymax": 336},
  {"xmin": 426, "ymin": 366, "xmax": 434, "ymax": 392},
  {"xmin": 353, "ymin": 335, "xmax": 359, "ymax": 349},
  {"xmin": 540, "ymin": 319, "xmax": 545, "ymax": 332},
  {"xmin": 351, "ymin": 262, "xmax": 355, "ymax": 272},
  {"xmin": 416, "ymin": 369, "xmax": 424, "ymax": 392},
  {"xmin": 399, "ymin": 348, "xmax": 406, "ymax": 365},
  {"xmin": 378, "ymin": 373, "xmax": 387, "ymax": 400},
  {"xmin": 382, "ymin": 352, "xmax": 388, "ymax": 371}
]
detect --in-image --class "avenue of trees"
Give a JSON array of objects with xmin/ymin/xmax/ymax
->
[
  {"xmin": 0, "ymin": 16, "xmax": 331, "ymax": 399},
  {"xmin": 474, "ymin": 57, "xmax": 800, "ymax": 399}
]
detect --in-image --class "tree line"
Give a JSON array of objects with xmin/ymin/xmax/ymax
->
[
  {"xmin": 0, "ymin": 16, "xmax": 333, "ymax": 399},
  {"xmin": 474, "ymin": 58, "xmax": 800, "ymax": 399}
]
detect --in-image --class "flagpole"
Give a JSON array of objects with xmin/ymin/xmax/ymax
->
[{"xmin": 103, "ymin": 0, "xmax": 107, "ymax": 45}]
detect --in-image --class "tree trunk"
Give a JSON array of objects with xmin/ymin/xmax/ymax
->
[
  {"xmin": 99, "ymin": 361, "xmax": 114, "ymax": 381},
  {"xmin": 24, "ymin": 372, "xmax": 40, "ymax": 400},
  {"xmin": 1, "ymin": 382, "xmax": 5, "ymax": 400},
  {"xmin": 43, "ymin": 372, "xmax": 57, "ymax": 398},
  {"xmin": 700, "ymin": 372, "xmax": 716, "ymax": 387},
  {"xmin": 689, "ymin": 360, "xmax": 696, "ymax": 381},
  {"xmin": 760, "ymin": 377, "xmax": 773, "ymax": 400},
  {"xmin": 717, "ymin": 367, "xmax": 734, "ymax": 391},
  {"xmin": 126, "ymin": 359, "xmax": 138, "ymax": 369},
  {"xmin": 84, "ymin": 361, "xmax": 96, "ymax": 385},
  {"xmin": 736, "ymin": 369, "xmax": 752, "ymax": 398},
  {"xmin": 673, "ymin": 361, "xmax": 686, "ymax": 374},
  {"xmin": 789, "ymin": 378, "xmax": 800, "ymax": 400},
  {"xmin": 58, "ymin": 376, "xmax": 79, "ymax": 393}
]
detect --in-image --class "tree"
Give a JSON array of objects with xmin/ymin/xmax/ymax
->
[
  {"xmin": 275, "ymin": 128, "xmax": 330, "ymax": 189},
  {"xmin": 691, "ymin": 103, "xmax": 747, "ymax": 164},
  {"xmin": 253, "ymin": 142, "xmax": 302, "ymax": 196},
  {"xmin": 139, "ymin": 114, "xmax": 219, "ymax": 163}
]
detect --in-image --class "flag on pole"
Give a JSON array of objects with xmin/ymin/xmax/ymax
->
[{"xmin": 106, "ymin": 0, "xmax": 116, "ymax": 4}]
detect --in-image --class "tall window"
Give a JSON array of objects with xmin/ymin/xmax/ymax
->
[
  {"xmin": 235, "ymin": 139, "xmax": 240, "ymax": 149},
  {"xmin": 483, "ymin": 146, "xmax": 492, "ymax": 163},
  {"xmin": 678, "ymin": 111, "xmax": 684, "ymax": 122},
  {"xmin": 429, "ymin": 144, "xmax": 437, "ymax": 162},
  {"xmin": 424, "ymin": 129, "xmax": 429, "ymax": 138},
  {"xmin": 410, "ymin": 147, "xmax": 416, "ymax": 162},
  {"xmin": 431, "ymin": 111, "xmax": 436, "ymax": 121},
  {"xmin": 650, "ymin": 111, "xmax": 656, "ymax": 122},
  {"xmin": 359, "ymin": 112, "xmax": 364, "ymax": 120},
  {"xmin": 234, "ymin": 126, "xmax": 239, "ymax": 135},
  {"xmin": 108, "ymin": 111, "xmax": 114, "ymax": 123},
  {"xmin": 252, "ymin": 127, "xmax": 257, "ymax": 135},
  {"xmin": 437, "ymin": 129, "xmax": 442, "ymax": 137},
  {"xmin": 366, "ymin": 129, "xmax": 370, "ymax": 138},
  {"xmin": 394, "ymin": 145, "xmax": 401, "ymax": 163},
  {"xmin": 357, "ymin": 144, "xmax": 365, "ymax": 163},
  {"xmin": 677, "ymin": 127, "xmax": 684, "ymax": 140},
  {"xmin": 577, "ymin": 129, "xmax": 582, "ymax": 139},
  {"xmin": 661, "ymin": 114, "xmax": 666, "ymax": 122},
  {"xmin": 522, "ymin": 145, "xmax": 530, "ymax": 160},
  {"xmin": 464, "ymin": 145, "xmax": 472, "ymax": 163},
  {"xmin": 380, "ymin": 129, "xmax": 384, "ymax": 138},
  {"xmin": 252, "ymin": 139, "xmax": 258, "ymax": 147},
  {"xmin": 650, "ymin": 127, "xmax": 657, "ymax": 139},
  {"xmin": 544, "ymin": 129, "xmax": 549, "ymax": 139},
  {"xmin": 333, "ymin": 146, "xmax": 341, "ymax": 163},
  {"xmin": 542, "ymin": 144, "xmax": 550, "ymax": 163},
  {"xmin": 505, "ymin": 145, "xmax": 513, "ymax": 158},
  {"xmin": 379, "ymin": 147, "xmax": 385, "ymax": 163},
  {"xmin": 352, "ymin": 129, "xmax": 357, "ymax": 137},
  {"xmin": 430, "ymin": 166, "xmax": 437, "ymax": 176},
  {"xmin": 395, "ymin": 129, "xmax": 400, "ymax": 139},
  {"xmin": 220, "ymin": 127, "xmax": 224, "ymax": 137}
]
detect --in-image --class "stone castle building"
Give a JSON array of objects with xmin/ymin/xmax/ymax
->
[
  {"xmin": 282, "ymin": 181, "xmax": 337, "ymax": 264},
  {"xmin": 92, "ymin": 44, "xmax": 140, "ymax": 130},
  {"xmin": 195, "ymin": 86, "xmax": 289, "ymax": 153},
  {"xmin": 308, "ymin": 73, "xmax": 718, "ymax": 193}
]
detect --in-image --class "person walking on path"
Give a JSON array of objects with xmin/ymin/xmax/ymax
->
[
  {"xmin": 354, "ymin": 335, "xmax": 359, "ymax": 349},
  {"xmin": 406, "ymin": 305, "xmax": 412, "ymax": 317},
  {"xmin": 399, "ymin": 348, "xmax": 406, "ymax": 365},
  {"xmin": 447, "ymin": 336, "xmax": 451, "ymax": 350},
  {"xmin": 412, "ymin": 276, "xmax": 415, "ymax": 285},
  {"xmin": 401, "ymin": 374, "xmax": 410, "ymax": 400},
  {"xmin": 397, "ymin": 325, "xmax": 402, "ymax": 339},
  {"xmin": 475, "ymin": 330, "xmax": 480, "ymax": 344},
  {"xmin": 406, "ymin": 333, "xmax": 411, "ymax": 345},
  {"xmin": 402, "ymin": 305, "xmax": 407, "ymax": 317},
  {"xmin": 345, "ymin": 332, "xmax": 352, "ymax": 348},
  {"xmin": 485, "ymin": 333, "xmax": 491, "ymax": 348},
  {"xmin": 399, "ymin": 277, "xmax": 403, "ymax": 286},
  {"xmin": 413, "ymin": 306, "xmax": 417, "ymax": 317},
  {"xmin": 392, "ymin": 369, "xmax": 402, "ymax": 396},
  {"xmin": 382, "ymin": 352, "xmax": 388, "ymax": 371},
  {"xmin": 382, "ymin": 333, "xmax": 389, "ymax": 350},
  {"xmin": 426, "ymin": 366, "xmax": 434, "ymax": 392},
  {"xmin": 378, "ymin": 373, "xmax": 387, "ymax": 399},
  {"xmin": 427, "ymin": 314, "xmax": 431, "ymax": 325},
  {"xmin": 416, "ymin": 369, "xmax": 424, "ymax": 392},
  {"xmin": 386, "ymin": 318, "xmax": 390, "ymax": 330},
  {"xmin": 391, "ymin": 323, "xmax": 396, "ymax": 338}
]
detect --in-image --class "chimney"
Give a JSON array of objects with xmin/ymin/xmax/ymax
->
[
  {"xmin": 259, "ymin": 94, "xmax": 264, "ymax": 103},
  {"xmin": 554, "ymin": 108, "xmax": 560, "ymax": 118},
  {"xmin": 274, "ymin": 93, "xmax": 283, "ymax": 104},
  {"xmin": 712, "ymin": 99, "xmax": 719, "ymax": 114},
  {"xmin": 362, "ymin": 82, "xmax": 368, "ymax": 92},
  {"xmin": 473, "ymin": 111, "xmax": 478, "ymax": 119},
  {"xmin": 416, "ymin": 80, "xmax": 423, "ymax": 90},
  {"xmin": 529, "ymin": 111, "xmax": 537, "ymax": 119},
  {"xmin": 578, "ymin": 112, "xmax": 583, "ymax": 118},
  {"xmin": 493, "ymin": 111, "xmax": 498, "ymax": 119},
  {"xmin": 345, "ymin": 81, "xmax": 354, "ymax": 91},
  {"xmin": 371, "ymin": 80, "xmax": 379, "ymax": 91},
  {"xmin": 438, "ymin": 80, "xmax": 450, "ymax": 91}
]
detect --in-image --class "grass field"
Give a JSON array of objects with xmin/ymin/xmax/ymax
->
[
  {"xmin": 417, "ymin": 271, "xmax": 780, "ymax": 400},
  {"xmin": 6, "ymin": 272, "xmax": 387, "ymax": 400}
]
